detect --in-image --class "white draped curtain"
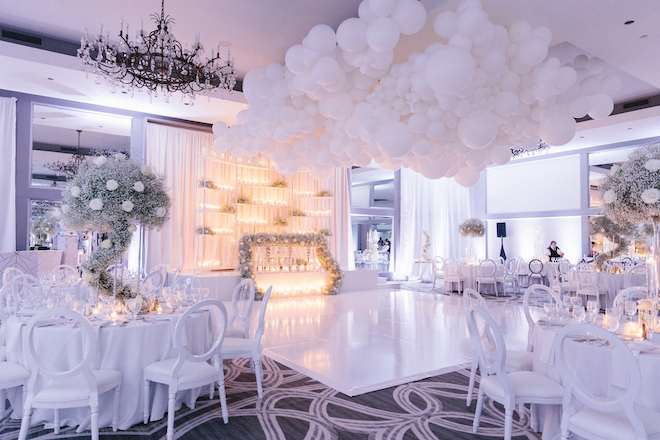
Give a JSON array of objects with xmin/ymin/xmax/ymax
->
[
  {"xmin": 144, "ymin": 123, "xmax": 214, "ymax": 273},
  {"xmin": 330, "ymin": 167, "xmax": 354, "ymax": 270},
  {"xmin": 0, "ymin": 97, "xmax": 17, "ymax": 252},
  {"xmin": 395, "ymin": 168, "xmax": 472, "ymax": 278}
]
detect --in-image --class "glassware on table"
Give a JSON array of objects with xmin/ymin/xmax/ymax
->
[
  {"xmin": 191, "ymin": 287, "xmax": 202, "ymax": 302},
  {"xmin": 201, "ymin": 288, "xmax": 210, "ymax": 300},
  {"xmin": 571, "ymin": 296, "xmax": 583, "ymax": 307},
  {"xmin": 573, "ymin": 305, "xmax": 586, "ymax": 322},
  {"xmin": 126, "ymin": 298, "xmax": 141, "ymax": 322},
  {"xmin": 543, "ymin": 303, "xmax": 554, "ymax": 317},
  {"xmin": 605, "ymin": 307, "xmax": 620, "ymax": 332},
  {"xmin": 625, "ymin": 300, "xmax": 638, "ymax": 321},
  {"xmin": 165, "ymin": 290, "xmax": 179, "ymax": 311}
]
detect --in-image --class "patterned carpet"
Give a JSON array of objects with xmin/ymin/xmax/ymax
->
[{"xmin": 1, "ymin": 358, "xmax": 541, "ymax": 440}]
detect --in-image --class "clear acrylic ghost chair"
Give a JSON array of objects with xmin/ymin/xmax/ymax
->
[
  {"xmin": 142, "ymin": 299, "xmax": 229, "ymax": 440},
  {"xmin": 50, "ymin": 264, "xmax": 79, "ymax": 285},
  {"xmin": 556, "ymin": 323, "xmax": 660, "ymax": 440},
  {"xmin": 613, "ymin": 286, "xmax": 647, "ymax": 312},
  {"xmin": 476, "ymin": 259, "xmax": 500, "ymax": 296},
  {"xmin": 226, "ymin": 279, "xmax": 256, "ymax": 338},
  {"xmin": 463, "ymin": 289, "xmax": 533, "ymax": 407},
  {"xmin": 141, "ymin": 271, "xmax": 164, "ymax": 298},
  {"xmin": 222, "ymin": 286, "xmax": 273, "ymax": 399},
  {"xmin": 469, "ymin": 305, "xmax": 564, "ymax": 440},
  {"xmin": 171, "ymin": 275, "xmax": 202, "ymax": 295},
  {"xmin": 523, "ymin": 285, "xmax": 561, "ymax": 351},
  {"xmin": 431, "ymin": 256, "xmax": 445, "ymax": 291},
  {"xmin": 624, "ymin": 265, "xmax": 647, "ymax": 289},
  {"xmin": 0, "ymin": 289, "xmax": 30, "ymax": 418},
  {"xmin": 149, "ymin": 264, "xmax": 170, "ymax": 286},
  {"xmin": 18, "ymin": 308, "xmax": 121, "ymax": 440},
  {"xmin": 2, "ymin": 267, "xmax": 23, "ymax": 285}
]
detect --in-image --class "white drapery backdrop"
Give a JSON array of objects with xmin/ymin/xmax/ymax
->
[
  {"xmin": 0, "ymin": 97, "xmax": 16, "ymax": 252},
  {"xmin": 395, "ymin": 168, "xmax": 472, "ymax": 278},
  {"xmin": 144, "ymin": 123, "xmax": 214, "ymax": 273},
  {"xmin": 331, "ymin": 167, "xmax": 354, "ymax": 270}
]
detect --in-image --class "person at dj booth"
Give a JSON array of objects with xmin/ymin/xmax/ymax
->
[{"xmin": 546, "ymin": 241, "xmax": 564, "ymax": 262}]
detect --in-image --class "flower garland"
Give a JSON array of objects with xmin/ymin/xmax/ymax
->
[
  {"xmin": 61, "ymin": 153, "xmax": 171, "ymax": 300},
  {"xmin": 458, "ymin": 218, "xmax": 485, "ymax": 237},
  {"xmin": 238, "ymin": 232, "xmax": 343, "ymax": 299}
]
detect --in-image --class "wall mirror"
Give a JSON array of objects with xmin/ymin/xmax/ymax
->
[
  {"xmin": 29, "ymin": 199, "xmax": 62, "ymax": 249},
  {"xmin": 588, "ymin": 145, "xmax": 639, "ymax": 208},
  {"xmin": 31, "ymin": 104, "xmax": 132, "ymax": 188}
]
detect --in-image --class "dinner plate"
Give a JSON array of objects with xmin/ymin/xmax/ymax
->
[{"xmin": 627, "ymin": 340, "xmax": 657, "ymax": 352}]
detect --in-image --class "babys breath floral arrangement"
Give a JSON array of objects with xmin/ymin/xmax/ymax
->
[
  {"xmin": 61, "ymin": 153, "xmax": 171, "ymax": 300},
  {"xmin": 31, "ymin": 216, "xmax": 59, "ymax": 244},
  {"xmin": 600, "ymin": 142, "xmax": 660, "ymax": 224},
  {"xmin": 238, "ymin": 232, "xmax": 343, "ymax": 299},
  {"xmin": 421, "ymin": 230, "xmax": 431, "ymax": 261},
  {"xmin": 589, "ymin": 216, "xmax": 635, "ymax": 271},
  {"xmin": 458, "ymin": 218, "xmax": 485, "ymax": 237}
]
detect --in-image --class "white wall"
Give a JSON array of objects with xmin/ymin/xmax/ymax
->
[{"xmin": 486, "ymin": 155, "xmax": 581, "ymax": 214}]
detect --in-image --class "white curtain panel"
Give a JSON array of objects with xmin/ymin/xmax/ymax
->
[
  {"xmin": 144, "ymin": 123, "xmax": 214, "ymax": 273},
  {"xmin": 331, "ymin": 167, "xmax": 354, "ymax": 270},
  {"xmin": 395, "ymin": 168, "xmax": 472, "ymax": 278},
  {"xmin": 0, "ymin": 97, "xmax": 17, "ymax": 252}
]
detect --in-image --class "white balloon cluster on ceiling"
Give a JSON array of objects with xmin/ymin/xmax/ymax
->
[{"xmin": 213, "ymin": 0, "xmax": 620, "ymax": 186}]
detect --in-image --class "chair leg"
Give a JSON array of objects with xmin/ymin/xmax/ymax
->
[
  {"xmin": 54, "ymin": 408, "xmax": 60, "ymax": 434},
  {"xmin": 530, "ymin": 403, "xmax": 539, "ymax": 432},
  {"xmin": 473, "ymin": 389, "xmax": 484, "ymax": 433},
  {"xmin": 167, "ymin": 393, "xmax": 176, "ymax": 440},
  {"xmin": 91, "ymin": 406, "xmax": 99, "ymax": 440},
  {"xmin": 466, "ymin": 358, "xmax": 478, "ymax": 406},
  {"xmin": 143, "ymin": 379, "xmax": 150, "ymax": 424},
  {"xmin": 0, "ymin": 388, "xmax": 5, "ymax": 420},
  {"xmin": 255, "ymin": 356, "xmax": 264, "ymax": 398},
  {"xmin": 218, "ymin": 371, "xmax": 229, "ymax": 424},
  {"xmin": 209, "ymin": 382, "xmax": 215, "ymax": 400},
  {"xmin": 18, "ymin": 407, "xmax": 31, "ymax": 440},
  {"xmin": 113, "ymin": 384, "xmax": 120, "ymax": 431},
  {"xmin": 504, "ymin": 406, "xmax": 514, "ymax": 440}
]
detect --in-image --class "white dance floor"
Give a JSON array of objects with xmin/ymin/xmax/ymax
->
[{"xmin": 256, "ymin": 287, "xmax": 531, "ymax": 396}]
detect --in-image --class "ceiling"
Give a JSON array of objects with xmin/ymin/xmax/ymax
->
[{"xmin": 1, "ymin": 0, "xmax": 660, "ymax": 151}]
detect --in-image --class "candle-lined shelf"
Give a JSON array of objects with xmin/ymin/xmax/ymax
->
[{"xmin": 194, "ymin": 150, "xmax": 334, "ymax": 273}]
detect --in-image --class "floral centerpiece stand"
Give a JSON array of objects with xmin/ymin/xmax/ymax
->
[
  {"xmin": 459, "ymin": 218, "xmax": 485, "ymax": 263},
  {"xmin": 61, "ymin": 153, "xmax": 170, "ymax": 301}
]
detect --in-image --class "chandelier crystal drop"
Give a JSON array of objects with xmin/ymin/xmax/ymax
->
[{"xmin": 77, "ymin": 0, "xmax": 237, "ymax": 104}]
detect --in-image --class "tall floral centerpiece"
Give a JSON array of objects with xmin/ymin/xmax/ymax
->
[
  {"xmin": 459, "ymin": 218, "xmax": 485, "ymax": 262},
  {"xmin": 61, "ymin": 153, "xmax": 171, "ymax": 300},
  {"xmin": 600, "ymin": 142, "xmax": 660, "ymax": 298}
]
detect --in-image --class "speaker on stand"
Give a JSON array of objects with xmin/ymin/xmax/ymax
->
[{"xmin": 497, "ymin": 223, "xmax": 507, "ymax": 260}]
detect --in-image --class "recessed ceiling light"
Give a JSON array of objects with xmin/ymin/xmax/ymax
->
[
  {"xmin": 628, "ymin": 127, "xmax": 633, "ymax": 130},
  {"xmin": 579, "ymin": 136, "xmax": 585, "ymax": 139},
  {"xmin": 219, "ymin": 41, "xmax": 232, "ymax": 48},
  {"xmin": 47, "ymin": 77, "xmax": 55, "ymax": 81},
  {"xmin": 624, "ymin": 20, "xmax": 635, "ymax": 25},
  {"xmin": 121, "ymin": 91, "xmax": 128, "ymax": 94},
  {"xmin": 99, "ymin": 125, "xmax": 103, "ymax": 128},
  {"xmin": 641, "ymin": 34, "xmax": 648, "ymax": 39}
]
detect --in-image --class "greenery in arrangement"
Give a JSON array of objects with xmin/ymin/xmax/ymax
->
[
  {"xmin": 271, "ymin": 180, "xmax": 288, "ymax": 188},
  {"xmin": 237, "ymin": 195, "xmax": 252, "ymax": 204},
  {"xmin": 199, "ymin": 179, "xmax": 217, "ymax": 189},
  {"xmin": 220, "ymin": 204, "xmax": 236, "ymax": 213},
  {"xmin": 273, "ymin": 217, "xmax": 289, "ymax": 227},
  {"xmin": 316, "ymin": 190, "xmax": 332, "ymax": 197},
  {"xmin": 238, "ymin": 232, "xmax": 343, "ymax": 299},
  {"xmin": 196, "ymin": 226, "xmax": 215, "ymax": 235},
  {"xmin": 458, "ymin": 218, "xmax": 485, "ymax": 237},
  {"xmin": 316, "ymin": 228, "xmax": 332, "ymax": 236},
  {"xmin": 600, "ymin": 142, "xmax": 660, "ymax": 224},
  {"xmin": 292, "ymin": 209, "xmax": 306, "ymax": 217},
  {"xmin": 61, "ymin": 153, "xmax": 171, "ymax": 301}
]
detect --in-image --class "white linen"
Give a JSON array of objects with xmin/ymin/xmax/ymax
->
[
  {"xmin": 6, "ymin": 312, "xmax": 211, "ymax": 430},
  {"xmin": 395, "ymin": 168, "xmax": 471, "ymax": 279},
  {"xmin": 144, "ymin": 123, "xmax": 215, "ymax": 273},
  {"xmin": 331, "ymin": 167, "xmax": 354, "ymax": 270},
  {"xmin": 0, "ymin": 97, "xmax": 16, "ymax": 252}
]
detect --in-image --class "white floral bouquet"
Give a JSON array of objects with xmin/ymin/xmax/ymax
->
[
  {"xmin": 600, "ymin": 142, "xmax": 660, "ymax": 224},
  {"xmin": 61, "ymin": 153, "xmax": 171, "ymax": 300},
  {"xmin": 459, "ymin": 218, "xmax": 485, "ymax": 237}
]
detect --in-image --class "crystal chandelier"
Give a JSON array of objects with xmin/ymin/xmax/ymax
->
[
  {"xmin": 77, "ymin": 0, "xmax": 237, "ymax": 104},
  {"xmin": 45, "ymin": 129, "xmax": 86, "ymax": 180}
]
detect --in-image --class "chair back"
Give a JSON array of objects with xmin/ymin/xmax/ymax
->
[
  {"xmin": 545, "ymin": 263, "xmax": 561, "ymax": 293},
  {"xmin": 555, "ymin": 323, "xmax": 645, "ymax": 438},
  {"xmin": 497, "ymin": 256, "xmax": 505, "ymax": 265},
  {"xmin": 444, "ymin": 258, "xmax": 459, "ymax": 277},
  {"xmin": 51, "ymin": 265, "xmax": 79, "ymax": 285},
  {"xmin": 432, "ymin": 256, "xmax": 444, "ymax": 275},
  {"xmin": 528, "ymin": 259, "xmax": 543, "ymax": 275},
  {"xmin": 173, "ymin": 300, "xmax": 227, "ymax": 364},
  {"xmin": 613, "ymin": 286, "xmax": 647, "ymax": 310},
  {"xmin": 624, "ymin": 265, "xmax": 647, "ymax": 288},
  {"xmin": 252, "ymin": 286, "xmax": 273, "ymax": 350},
  {"xmin": 172, "ymin": 275, "xmax": 202, "ymax": 294},
  {"xmin": 558, "ymin": 259, "xmax": 572, "ymax": 280},
  {"xmin": 576, "ymin": 262, "xmax": 598, "ymax": 288},
  {"xmin": 14, "ymin": 273, "xmax": 44, "ymax": 296},
  {"xmin": 523, "ymin": 284, "xmax": 561, "ymax": 350},
  {"xmin": 463, "ymin": 288, "xmax": 487, "ymax": 317},
  {"xmin": 228, "ymin": 279, "xmax": 256, "ymax": 338},
  {"xmin": 141, "ymin": 271, "xmax": 164, "ymax": 297},
  {"xmin": 504, "ymin": 258, "xmax": 516, "ymax": 277},
  {"xmin": 467, "ymin": 305, "xmax": 511, "ymax": 398},
  {"xmin": 23, "ymin": 308, "xmax": 100, "ymax": 405},
  {"xmin": 479, "ymin": 259, "xmax": 496, "ymax": 278},
  {"xmin": 1, "ymin": 281, "xmax": 41, "ymax": 314},
  {"xmin": 2, "ymin": 267, "xmax": 23, "ymax": 285}
]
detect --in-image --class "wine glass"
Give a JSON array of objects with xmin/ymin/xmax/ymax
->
[
  {"xmin": 543, "ymin": 302, "xmax": 554, "ymax": 317},
  {"xmin": 201, "ymin": 288, "xmax": 210, "ymax": 300},
  {"xmin": 191, "ymin": 287, "xmax": 202, "ymax": 302},
  {"xmin": 165, "ymin": 290, "xmax": 178, "ymax": 311},
  {"xmin": 605, "ymin": 308, "xmax": 620, "ymax": 332},
  {"xmin": 573, "ymin": 305, "xmax": 586, "ymax": 322},
  {"xmin": 625, "ymin": 300, "xmax": 638, "ymax": 321},
  {"xmin": 571, "ymin": 296, "xmax": 583, "ymax": 308},
  {"xmin": 126, "ymin": 298, "xmax": 141, "ymax": 322}
]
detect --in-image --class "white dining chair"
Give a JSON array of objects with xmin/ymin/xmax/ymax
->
[
  {"xmin": 142, "ymin": 299, "xmax": 229, "ymax": 440},
  {"xmin": 141, "ymin": 271, "xmax": 164, "ymax": 297},
  {"xmin": 528, "ymin": 259, "xmax": 544, "ymax": 285},
  {"xmin": 496, "ymin": 258, "xmax": 518, "ymax": 294},
  {"xmin": 463, "ymin": 289, "xmax": 533, "ymax": 407},
  {"xmin": 556, "ymin": 323, "xmax": 660, "ymax": 440},
  {"xmin": 475, "ymin": 259, "xmax": 499, "ymax": 296},
  {"xmin": 516, "ymin": 258, "xmax": 531, "ymax": 288},
  {"xmin": 431, "ymin": 256, "xmax": 444, "ymax": 291},
  {"xmin": 443, "ymin": 258, "xmax": 465, "ymax": 294},
  {"xmin": 576, "ymin": 263, "xmax": 604, "ymax": 309},
  {"xmin": 2, "ymin": 281, "xmax": 40, "ymax": 316},
  {"xmin": 0, "ymin": 292, "xmax": 30, "ymax": 418},
  {"xmin": 50, "ymin": 264, "xmax": 79, "ymax": 285},
  {"xmin": 14, "ymin": 273, "xmax": 44, "ymax": 297},
  {"xmin": 18, "ymin": 308, "xmax": 121, "ymax": 440},
  {"xmin": 469, "ymin": 305, "xmax": 564, "ymax": 440},
  {"xmin": 523, "ymin": 285, "xmax": 561, "ymax": 351},
  {"xmin": 2, "ymin": 267, "xmax": 23, "ymax": 285},
  {"xmin": 545, "ymin": 262, "xmax": 562, "ymax": 297},
  {"xmin": 222, "ymin": 286, "xmax": 273, "ymax": 398},
  {"xmin": 613, "ymin": 286, "xmax": 647, "ymax": 311},
  {"xmin": 624, "ymin": 265, "xmax": 647, "ymax": 289},
  {"xmin": 149, "ymin": 264, "xmax": 171, "ymax": 286},
  {"xmin": 226, "ymin": 278, "xmax": 256, "ymax": 338}
]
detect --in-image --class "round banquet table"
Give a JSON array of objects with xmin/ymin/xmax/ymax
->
[
  {"xmin": 5, "ymin": 310, "xmax": 213, "ymax": 432},
  {"xmin": 530, "ymin": 318, "xmax": 660, "ymax": 439},
  {"xmin": 459, "ymin": 263, "xmax": 504, "ymax": 294}
]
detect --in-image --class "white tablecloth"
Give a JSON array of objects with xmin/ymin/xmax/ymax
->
[
  {"xmin": 6, "ymin": 311, "xmax": 212, "ymax": 431},
  {"xmin": 460, "ymin": 264, "xmax": 504, "ymax": 294}
]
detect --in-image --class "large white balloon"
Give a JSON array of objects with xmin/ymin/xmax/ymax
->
[
  {"xmin": 312, "ymin": 56, "xmax": 342, "ymax": 85},
  {"xmin": 457, "ymin": 112, "xmax": 498, "ymax": 148},
  {"xmin": 419, "ymin": 158, "xmax": 451, "ymax": 179},
  {"xmin": 517, "ymin": 36, "xmax": 548, "ymax": 66},
  {"xmin": 454, "ymin": 167, "xmax": 481, "ymax": 187},
  {"xmin": 212, "ymin": 121, "xmax": 228, "ymax": 137},
  {"xmin": 285, "ymin": 45, "xmax": 309, "ymax": 74},
  {"xmin": 391, "ymin": 0, "xmax": 427, "ymax": 35},
  {"xmin": 377, "ymin": 122, "xmax": 414, "ymax": 158},
  {"xmin": 425, "ymin": 44, "xmax": 476, "ymax": 94},
  {"xmin": 321, "ymin": 92, "xmax": 354, "ymax": 120},
  {"xmin": 337, "ymin": 18, "xmax": 369, "ymax": 53},
  {"xmin": 588, "ymin": 93, "xmax": 614, "ymax": 120},
  {"xmin": 369, "ymin": 0, "xmax": 397, "ymax": 17},
  {"xmin": 433, "ymin": 10, "xmax": 457, "ymax": 39},
  {"xmin": 307, "ymin": 24, "xmax": 337, "ymax": 56},
  {"xmin": 539, "ymin": 113, "xmax": 577, "ymax": 146},
  {"xmin": 366, "ymin": 17, "xmax": 400, "ymax": 52},
  {"xmin": 456, "ymin": 7, "xmax": 488, "ymax": 37}
]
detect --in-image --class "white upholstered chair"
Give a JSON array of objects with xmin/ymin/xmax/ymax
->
[
  {"xmin": 225, "ymin": 278, "xmax": 256, "ymax": 338},
  {"xmin": 475, "ymin": 259, "xmax": 499, "ymax": 296},
  {"xmin": 469, "ymin": 305, "xmax": 564, "ymax": 440},
  {"xmin": 556, "ymin": 323, "xmax": 660, "ymax": 440},
  {"xmin": 431, "ymin": 256, "xmax": 444, "ymax": 291},
  {"xmin": 143, "ymin": 299, "xmax": 230, "ymax": 440},
  {"xmin": 222, "ymin": 286, "xmax": 273, "ymax": 398},
  {"xmin": 18, "ymin": 308, "xmax": 121, "ymax": 440},
  {"xmin": 443, "ymin": 258, "xmax": 466, "ymax": 294}
]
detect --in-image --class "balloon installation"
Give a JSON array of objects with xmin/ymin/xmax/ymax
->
[{"xmin": 212, "ymin": 0, "xmax": 620, "ymax": 187}]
